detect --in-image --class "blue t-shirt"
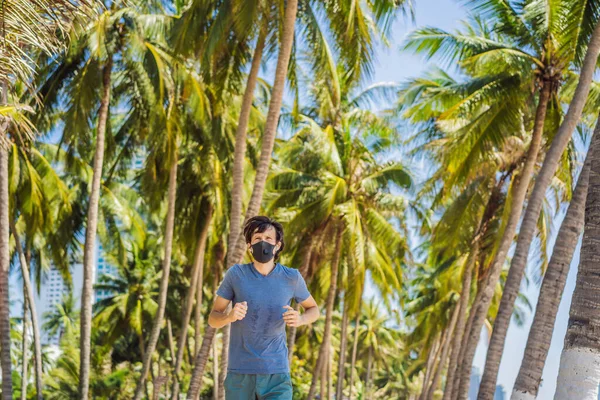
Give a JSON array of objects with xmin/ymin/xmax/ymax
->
[{"xmin": 216, "ymin": 262, "xmax": 311, "ymax": 374}]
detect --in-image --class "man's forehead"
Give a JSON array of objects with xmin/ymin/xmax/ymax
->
[{"xmin": 252, "ymin": 226, "xmax": 276, "ymax": 236}]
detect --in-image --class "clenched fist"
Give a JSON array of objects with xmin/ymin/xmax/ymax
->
[
  {"xmin": 228, "ymin": 301, "xmax": 247, "ymax": 322},
  {"xmin": 283, "ymin": 305, "xmax": 303, "ymax": 327}
]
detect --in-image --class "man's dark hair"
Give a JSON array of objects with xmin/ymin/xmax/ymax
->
[{"xmin": 243, "ymin": 216, "xmax": 285, "ymax": 261}]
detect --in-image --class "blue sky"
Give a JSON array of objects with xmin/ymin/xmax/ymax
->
[{"xmin": 371, "ymin": 0, "xmax": 580, "ymax": 397}]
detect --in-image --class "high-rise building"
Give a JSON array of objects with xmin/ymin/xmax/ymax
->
[
  {"xmin": 37, "ymin": 263, "xmax": 83, "ymax": 345},
  {"xmin": 495, "ymin": 384, "xmax": 506, "ymax": 400},
  {"xmin": 95, "ymin": 243, "xmax": 118, "ymax": 301},
  {"xmin": 469, "ymin": 367, "xmax": 481, "ymax": 400}
]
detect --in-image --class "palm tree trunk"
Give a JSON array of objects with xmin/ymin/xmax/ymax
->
[
  {"xmin": 171, "ymin": 205, "xmax": 213, "ymax": 399},
  {"xmin": 328, "ymin": 345, "xmax": 333, "ymax": 400},
  {"xmin": 217, "ymin": 324, "xmax": 230, "ymax": 400},
  {"xmin": 426, "ymin": 334, "xmax": 446, "ymax": 399},
  {"xmin": 11, "ymin": 224, "xmax": 42, "ymax": 400},
  {"xmin": 307, "ymin": 226, "xmax": 343, "ymax": 400},
  {"xmin": 336, "ymin": 300, "xmax": 350, "ymax": 400},
  {"xmin": 512, "ymin": 129, "xmax": 593, "ymax": 400},
  {"xmin": 229, "ymin": 0, "xmax": 299, "ymax": 264},
  {"xmin": 469, "ymin": 79, "xmax": 550, "ymax": 399},
  {"xmin": 139, "ymin": 327, "xmax": 146, "ymax": 361},
  {"xmin": 213, "ymin": 335, "xmax": 219, "ymax": 400},
  {"xmin": 194, "ymin": 258, "xmax": 203, "ymax": 357},
  {"xmin": 20, "ymin": 292, "xmax": 28, "ymax": 400},
  {"xmin": 365, "ymin": 345, "xmax": 373, "ymax": 399},
  {"xmin": 453, "ymin": 287, "xmax": 479, "ymax": 400},
  {"xmin": 214, "ymin": 247, "xmax": 228, "ymax": 400},
  {"xmin": 428, "ymin": 303, "xmax": 460, "ymax": 399},
  {"xmin": 186, "ymin": 245, "xmax": 226, "ymax": 400},
  {"xmin": 477, "ymin": 19, "xmax": 600, "ymax": 397},
  {"xmin": 443, "ymin": 248, "xmax": 478, "ymax": 400},
  {"xmin": 226, "ymin": 23, "xmax": 267, "ymax": 265},
  {"xmin": 555, "ymin": 165, "xmax": 599, "ymax": 397},
  {"xmin": 453, "ymin": 80, "xmax": 554, "ymax": 400},
  {"xmin": 149, "ymin": 359, "xmax": 155, "ymax": 400},
  {"xmin": 0, "ymin": 79, "xmax": 11, "ymax": 400},
  {"xmin": 320, "ymin": 354, "xmax": 327, "ymax": 400},
  {"xmin": 349, "ymin": 308, "xmax": 362, "ymax": 400},
  {"xmin": 187, "ymin": 326, "xmax": 217, "ymax": 400},
  {"xmin": 554, "ymin": 113, "xmax": 600, "ymax": 399},
  {"xmin": 420, "ymin": 334, "xmax": 440, "ymax": 400},
  {"xmin": 133, "ymin": 149, "xmax": 178, "ymax": 400},
  {"xmin": 167, "ymin": 319, "xmax": 175, "ymax": 362},
  {"xmin": 78, "ymin": 59, "xmax": 112, "ymax": 400}
]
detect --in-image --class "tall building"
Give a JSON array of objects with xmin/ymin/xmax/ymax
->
[
  {"xmin": 469, "ymin": 367, "xmax": 481, "ymax": 400},
  {"xmin": 37, "ymin": 263, "xmax": 83, "ymax": 345},
  {"xmin": 95, "ymin": 243, "xmax": 118, "ymax": 301},
  {"xmin": 495, "ymin": 384, "xmax": 506, "ymax": 400}
]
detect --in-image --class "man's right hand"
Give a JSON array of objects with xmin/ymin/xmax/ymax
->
[{"xmin": 228, "ymin": 301, "xmax": 247, "ymax": 322}]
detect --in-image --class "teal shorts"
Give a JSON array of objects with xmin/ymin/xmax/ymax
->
[{"xmin": 224, "ymin": 373, "xmax": 293, "ymax": 400}]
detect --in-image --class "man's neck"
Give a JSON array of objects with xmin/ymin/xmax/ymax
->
[{"xmin": 253, "ymin": 260, "xmax": 276, "ymax": 276}]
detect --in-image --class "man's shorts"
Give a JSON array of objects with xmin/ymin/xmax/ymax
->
[{"xmin": 224, "ymin": 373, "xmax": 293, "ymax": 400}]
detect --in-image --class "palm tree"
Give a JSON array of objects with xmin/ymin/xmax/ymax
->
[
  {"xmin": 395, "ymin": 59, "xmax": 539, "ymax": 400},
  {"xmin": 226, "ymin": 0, "xmax": 298, "ymax": 262},
  {"xmin": 20, "ymin": 293, "xmax": 29, "ymax": 400},
  {"xmin": 336, "ymin": 300, "xmax": 350, "ymax": 400},
  {"xmin": 10, "ymin": 222, "xmax": 44, "ymax": 399},
  {"xmin": 39, "ymin": 6, "xmax": 131, "ymax": 397},
  {"xmin": 348, "ymin": 304, "xmax": 363, "ymax": 400},
  {"xmin": 6, "ymin": 133, "xmax": 75, "ymax": 400},
  {"xmin": 554, "ymin": 113, "xmax": 600, "ymax": 399},
  {"xmin": 307, "ymin": 224, "xmax": 344, "ymax": 400},
  {"xmin": 92, "ymin": 238, "xmax": 160, "ymax": 351},
  {"xmin": 374, "ymin": 357, "xmax": 415, "ymax": 399},
  {"xmin": 357, "ymin": 300, "xmax": 398, "ymax": 399},
  {"xmin": 264, "ymin": 65, "xmax": 410, "ymax": 398},
  {"xmin": 170, "ymin": 133, "xmax": 229, "ymax": 398},
  {"xmin": 0, "ymin": 2, "xmax": 94, "ymax": 396},
  {"xmin": 132, "ymin": 140, "xmax": 178, "ymax": 400},
  {"xmin": 35, "ymin": 3, "xmax": 172, "ymax": 396},
  {"xmin": 225, "ymin": 9, "xmax": 267, "ymax": 269},
  {"xmin": 512, "ymin": 118, "xmax": 595, "ymax": 399},
  {"xmin": 426, "ymin": 303, "xmax": 460, "ymax": 399},
  {"xmin": 404, "ymin": 2, "xmax": 600, "ymax": 396},
  {"xmin": 43, "ymin": 292, "xmax": 79, "ymax": 341},
  {"xmin": 478, "ymin": 17, "xmax": 600, "ymax": 400}
]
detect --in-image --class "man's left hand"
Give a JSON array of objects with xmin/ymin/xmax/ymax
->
[{"xmin": 283, "ymin": 305, "xmax": 303, "ymax": 327}]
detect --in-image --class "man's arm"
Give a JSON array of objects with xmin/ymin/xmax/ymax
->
[
  {"xmin": 208, "ymin": 296, "xmax": 247, "ymax": 329},
  {"xmin": 283, "ymin": 296, "xmax": 319, "ymax": 327}
]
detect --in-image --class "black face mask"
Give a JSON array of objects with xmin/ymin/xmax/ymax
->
[{"xmin": 251, "ymin": 241, "xmax": 276, "ymax": 263}]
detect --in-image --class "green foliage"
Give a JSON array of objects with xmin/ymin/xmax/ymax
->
[{"xmin": 5, "ymin": 0, "xmax": 597, "ymax": 399}]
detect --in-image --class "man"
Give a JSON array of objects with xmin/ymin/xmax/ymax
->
[{"xmin": 208, "ymin": 216, "xmax": 319, "ymax": 399}]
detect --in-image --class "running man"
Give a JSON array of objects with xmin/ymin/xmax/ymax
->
[{"xmin": 208, "ymin": 216, "xmax": 320, "ymax": 399}]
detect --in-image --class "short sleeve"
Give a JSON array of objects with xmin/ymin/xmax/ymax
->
[
  {"xmin": 216, "ymin": 267, "xmax": 235, "ymax": 301},
  {"xmin": 293, "ymin": 270, "xmax": 311, "ymax": 303}
]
